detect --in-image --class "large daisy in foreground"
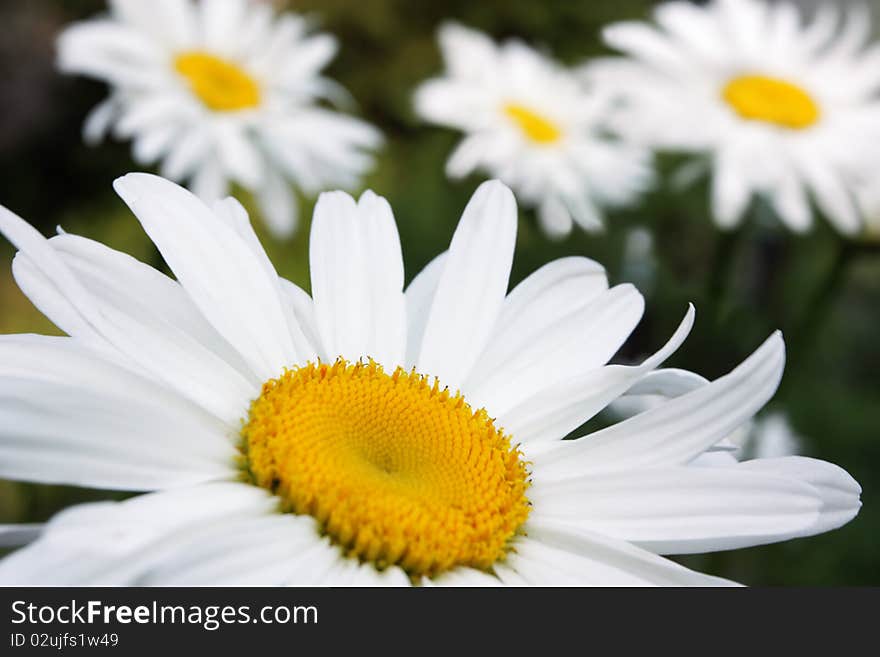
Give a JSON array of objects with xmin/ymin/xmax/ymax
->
[
  {"xmin": 0, "ymin": 175, "xmax": 860, "ymax": 585},
  {"xmin": 586, "ymin": 0, "xmax": 880, "ymax": 235},
  {"xmin": 414, "ymin": 23, "xmax": 652, "ymax": 239},
  {"xmin": 57, "ymin": 0, "xmax": 381, "ymax": 238}
]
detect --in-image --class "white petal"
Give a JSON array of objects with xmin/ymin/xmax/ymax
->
[
  {"xmin": 737, "ymin": 457, "xmax": 862, "ymax": 538},
  {"xmin": 277, "ymin": 34, "xmax": 338, "ymax": 86},
  {"xmin": 506, "ymin": 529, "xmax": 739, "ymax": 586},
  {"xmin": 188, "ymin": 156, "xmax": 227, "ymax": 202},
  {"xmin": 0, "ymin": 483, "xmax": 277, "ymax": 585},
  {"xmin": 532, "ymin": 333, "xmax": 785, "ymax": 475},
  {"xmin": 466, "ymin": 284, "xmax": 644, "ymax": 416},
  {"xmin": 256, "ymin": 165, "xmax": 298, "ymax": 239},
  {"xmin": 770, "ymin": 173, "xmax": 813, "ymax": 233},
  {"xmin": 491, "ymin": 563, "xmax": 530, "ymax": 586},
  {"xmin": 711, "ymin": 155, "xmax": 752, "ymax": 229},
  {"xmin": 537, "ymin": 196, "xmax": 574, "ymax": 239},
  {"xmin": 113, "ymin": 173, "xmax": 300, "ymax": 380},
  {"xmin": 403, "ymin": 252, "xmax": 447, "ymax": 369},
  {"xmin": 214, "ymin": 121, "xmax": 263, "ymax": 189},
  {"xmin": 140, "ymin": 515, "xmax": 324, "ymax": 585},
  {"xmin": 417, "ymin": 181, "xmax": 517, "ymax": 391},
  {"xmin": 283, "ymin": 538, "xmax": 349, "ymax": 585},
  {"xmin": 81, "ymin": 98, "xmax": 120, "ymax": 146},
  {"xmin": 199, "ymin": 0, "xmax": 249, "ymax": 53},
  {"xmin": 211, "ymin": 197, "xmax": 315, "ymax": 361},
  {"xmin": 159, "ymin": 127, "xmax": 212, "ymax": 182},
  {"xmin": 109, "ymin": 0, "xmax": 196, "ymax": 49},
  {"xmin": 0, "ymin": 336, "xmax": 236, "ymax": 491},
  {"xmin": 445, "ymin": 134, "xmax": 492, "ymax": 179},
  {"xmin": 309, "ymin": 190, "xmax": 406, "ymax": 369},
  {"xmin": 0, "ymin": 524, "xmax": 43, "ymax": 548},
  {"xmin": 430, "ymin": 568, "xmax": 503, "ymax": 587},
  {"xmin": 602, "ymin": 21, "xmax": 689, "ymax": 74},
  {"xmin": 501, "ymin": 306, "xmax": 694, "ymax": 446},
  {"xmin": 797, "ymin": 158, "xmax": 861, "ymax": 236},
  {"xmin": 437, "ymin": 22, "xmax": 499, "ymax": 79},
  {"xmin": 529, "ymin": 465, "xmax": 824, "ymax": 555},
  {"xmin": 12, "ymin": 231, "xmax": 261, "ymax": 424},
  {"xmin": 320, "ymin": 557, "xmax": 410, "ymax": 587},
  {"xmin": 57, "ymin": 20, "xmax": 164, "ymax": 87},
  {"xmin": 464, "ymin": 256, "xmax": 609, "ymax": 395},
  {"xmin": 653, "ymin": 1, "xmax": 727, "ymax": 63},
  {"xmin": 132, "ymin": 123, "xmax": 180, "ymax": 164},
  {"xmin": 115, "ymin": 94, "xmax": 185, "ymax": 139},
  {"xmin": 624, "ymin": 367, "xmax": 708, "ymax": 398}
]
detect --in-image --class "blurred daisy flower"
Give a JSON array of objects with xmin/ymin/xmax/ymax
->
[
  {"xmin": 57, "ymin": 0, "xmax": 382, "ymax": 238},
  {"xmin": 414, "ymin": 23, "xmax": 653, "ymax": 239},
  {"xmin": 0, "ymin": 175, "xmax": 860, "ymax": 585},
  {"xmin": 587, "ymin": 0, "xmax": 880, "ymax": 235}
]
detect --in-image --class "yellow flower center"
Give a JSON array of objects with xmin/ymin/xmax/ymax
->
[
  {"xmin": 722, "ymin": 74, "xmax": 820, "ymax": 129},
  {"xmin": 503, "ymin": 103, "xmax": 563, "ymax": 143},
  {"xmin": 174, "ymin": 51, "xmax": 261, "ymax": 112},
  {"xmin": 241, "ymin": 359, "xmax": 531, "ymax": 579}
]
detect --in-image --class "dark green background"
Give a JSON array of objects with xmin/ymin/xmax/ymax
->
[{"xmin": 0, "ymin": 0, "xmax": 877, "ymax": 585}]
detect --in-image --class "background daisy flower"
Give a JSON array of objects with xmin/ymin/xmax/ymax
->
[
  {"xmin": 414, "ymin": 23, "xmax": 653, "ymax": 239},
  {"xmin": 56, "ymin": 0, "xmax": 382, "ymax": 237},
  {"xmin": 0, "ymin": 175, "xmax": 860, "ymax": 585},
  {"xmin": 586, "ymin": 0, "xmax": 880, "ymax": 235}
]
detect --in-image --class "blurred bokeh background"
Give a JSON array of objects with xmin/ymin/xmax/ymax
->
[{"xmin": 0, "ymin": 0, "xmax": 877, "ymax": 585}]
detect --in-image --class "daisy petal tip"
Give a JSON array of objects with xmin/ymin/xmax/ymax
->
[
  {"xmin": 680, "ymin": 303, "xmax": 697, "ymax": 331},
  {"xmin": 314, "ymin": 190, "xmax": 358, "ymax": 217},
  {"xmin": 356, "ymin": 188, "xmax": 389, "ymax": 210},
  {"xmin": 769, "ymin": 330, "xmax": 786, "ymax": 355},
  {"xmin": 112, "ymin": 171, "xmax": 180, "ymax": 200},
  {"xmin": 600, "ymin": 23, "xmax": 632, "ymax": 48},
  {"xmin": 438, "ymin": 21, "xmax": 479, "ymax": 46},
  {"xmin": 472, "ymin": 179, "xmax": 517, "ymax": 211}
]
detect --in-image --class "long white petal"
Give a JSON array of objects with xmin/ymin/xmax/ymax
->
[
  {"xmin": 11, "ymin": 230, "xmax": 261, "ymax": 424},
  {"xmin": 0, "ymin": 483, "xmax": 276, "ymax": 585},
  {"xmin": 465, "ymin": 256, "xmax": 608, "ymax": 390},
  {"xmin": 417, "ymin": 181, "xmax": 517, "ymax": 391},
  {"xmin": 256, "ymin": 165, "xmax": 298, "ymax": 239},
  {"xmin": 310, "ymin": 190, "xmax": 406, "ymax": 369},
  {"xmin": 532, "ymin": 333, "xmax": 785, "ymax": 475},
  {"xmin": 0, "ymin": 524, "xmax": 43, "ymax": 548},
  {"xmin": 403, "ymin": 252, "xmax": 447, "ymax": 369},
  {"xmin": 737, "ymin": 457, "xmax": 862, "ymax": 538},
  {"xmin": 501, "ymin": 306, "xmax": 694, "ymax": 446},
  {"xmin": 113, "ymin": 173, "xmax": 299, "ymax": 380},
  {"xmin": 503, "ymin": 530, "xmax": 739, "ymax": 586},
  {"xmin": 529, "ymin": 465, "xmax": 823, "ymax": 554},
  {"xmin": 466, "ymin": 284, "xmax": 644, "ymax": 415},
  {"xmin": 0, "ymin": 335, "xmax": 236, "ymax": 491}
]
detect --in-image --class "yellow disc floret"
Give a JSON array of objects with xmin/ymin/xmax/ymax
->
[
  {"xmin": 174, "ymin": 51, "xmax": 261, "ymax": 112},
  {"xmin": 503, "ymin": 103, "xmax": 563, "ymax": 144},
  {"xmin": 722, "ymin": 74, "xmax": 820, "ymax": 129},
  {"xmin": 241, "ymin": 359, "xmax": 531, "ymax": 578}
]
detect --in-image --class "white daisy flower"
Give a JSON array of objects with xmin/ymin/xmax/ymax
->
[
  {"xmin": 0, "ymin": 175, "xmax": 860, "ymax": 586},
  {"xmin": 57, "ymin": 0, "xmax": 382, "ymax": 238},
  {"xmin": 586, "ymin": 0, "xmax": 880, "ymax": 235},
  {"xmin": 414, "ymin": 23, "xmax": 653, "ymax": 239}
]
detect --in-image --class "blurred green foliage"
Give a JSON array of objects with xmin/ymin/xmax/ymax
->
[{"xmin": 0, "ymin": 0, "xmax": 877, "ymax": 585}]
